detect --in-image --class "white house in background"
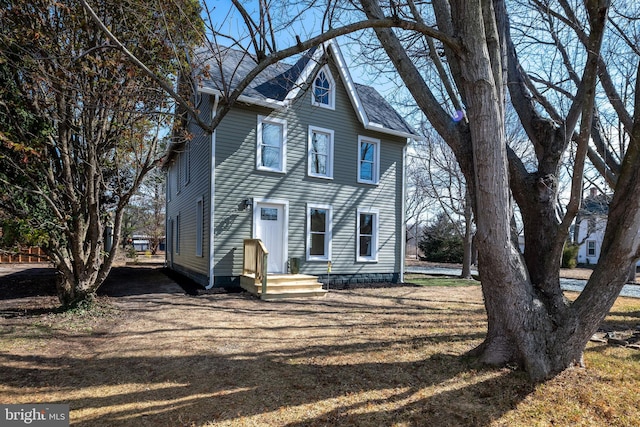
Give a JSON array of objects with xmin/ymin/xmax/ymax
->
[
  {"xmin": 575, "ymin": 188, "xmax": 610, "ymax": 265},
  {"xmin": 162, "ymin": 40, "xmax": 418, "ymax": 297}
]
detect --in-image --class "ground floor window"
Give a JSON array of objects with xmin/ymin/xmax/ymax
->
[
  {"xmin": 307, "ymin": 204, "xmax": 332, "ymax": 261},
  {"xmin": 196, "ymin": 198, "xmax": 203, "ymax": 257},
  {"xmin": 176, "ymin": 214, "xmax": 181, "ymax": 254},
  {"xmin": 357, "ymin": 209, "xmax": 378, "ymax": 262},
  {"xmin": 587, "ymin": 240, "xmax": 596, "ymax": 257}
]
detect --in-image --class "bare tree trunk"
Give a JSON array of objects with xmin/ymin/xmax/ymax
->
[
  {"xmin": 461, "ymin": 189, "xmax": 474, "ymax": 279},
  {"xmin": 626, "ymin": 260, "xmax": 637, "ymax": 284},
  {"xmin": 360, "ymin": 0, "xmax": 619, "ymax": 381}
]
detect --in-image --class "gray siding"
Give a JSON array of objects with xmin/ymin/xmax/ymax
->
[
  {"xmin": 213, "ymin": 57, "xmax": 405, "ymax": 280},
  {"xmin": 165, "ymin": 96, "xmax": 213, "ymax": 285}
]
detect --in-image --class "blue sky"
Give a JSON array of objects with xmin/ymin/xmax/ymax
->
[{"xmin": 200, "ymin": 0, "xmax": 402, "ymax": 102}]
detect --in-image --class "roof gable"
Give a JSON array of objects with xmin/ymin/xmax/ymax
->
[{"xmin": 196, "ymin": 40, "xmax": 417, "ymax": 139}]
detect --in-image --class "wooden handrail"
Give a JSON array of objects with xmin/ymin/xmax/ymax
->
[{"xmin": 243, "ymin": 239, "xmax": 268, "ymax": 290}]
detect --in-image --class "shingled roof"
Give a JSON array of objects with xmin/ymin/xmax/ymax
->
[{"xmin": 195, "ymin": 41, "xmax": 416, "ymax": 138}]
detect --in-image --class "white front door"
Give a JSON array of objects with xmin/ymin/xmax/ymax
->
[{"xmin": 254, "ymin": 201, "xmax": 287, "ymax": 274}]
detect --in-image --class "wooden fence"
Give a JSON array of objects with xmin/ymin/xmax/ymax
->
[{"xmin": 0, "ymin": 247, "xmax": 49, "ymax": 264}]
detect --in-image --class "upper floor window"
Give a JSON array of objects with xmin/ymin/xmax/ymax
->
[
  {"xmin": 166, "ymin": 170, "xmax": 172, "ymax": 202},
  {"xmin": 176, "ymin": 152, "xmax": 183, "ymax": 191},
  {"xmin": 308, "ymin": 126, "xmax": 334, "ymax": 179},
  {"xmin": 257, "ymin": 115, "xmax": 287, "ymax": 173},
  {"xmin": 183, "ymin": 141, "xmax": 191, "ymax": 186},
  {"xmin": 312, "ymin": 66, "xmax": 335, "ymax": 110},
  {"xmin": 358, "ymin": 136, "xmax": 380, "ymax": 185}
]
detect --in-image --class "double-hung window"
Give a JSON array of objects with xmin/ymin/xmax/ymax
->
[
  {"xmin": 357, "ymin": 209, "xmax": 378, "ymax": 262},
  {"xmin": 312, "ymin": 66, "xmax": 335, "ymax": 109},
  {"xmin": 358, "ymin": 136, "xmax": 380, "ymax": 185},
  {"xmin": 587, "ymin": 240, "xmax": 596, "ymax": 257},
  {"xmin": 184, "ymin": 141, "xmax": 191, "ymax": 186},
  {"xmin": 175, "ymin": 214, "xmax": 181, "ymax": 254},
  {"xmin": 308, "ymin": 126, "xmax": 334, "ymax": 179},
  {"xmin": 307, "ymin": 204, "xmax": 332, "ymax": 261},
  {"xmin": 195, "ymin": 197, "xmax": 203, "ymax": 257},
  {"xmin": 257, "ymin": 115, "xmax": 287, "ymax": 173}
]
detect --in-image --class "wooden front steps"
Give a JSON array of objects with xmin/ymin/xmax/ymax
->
[{"xmin": 240, "ymin": 273, "xmax": 327, "ymax": 300}]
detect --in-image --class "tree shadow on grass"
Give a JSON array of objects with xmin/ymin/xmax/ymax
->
[
  {"xmin": 0, "ymin": 266, "xmax": 188, "ymax": 318},
  {"xmin": 0, "ymin": 348, "xmax": 533, "ymax": 426},
  {"xmin": 0, "ymin": 266, "xmax": 535, "ymax": 425}
]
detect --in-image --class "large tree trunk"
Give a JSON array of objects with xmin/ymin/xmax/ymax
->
[
  {"xmin": 461, "ymin": 189, "xmax": 474, "ymax": 279},
  {"xmin": 48, "ymin": 207, "xmax": 125, "ymax": 308},
  {"xmin": 361, "ymin": 0, "xmax": 624, "ymax": 381},
  {"xmin": 626, "ymin": 260, "xmax": 637, "ymax": 284},
  {"xmin": 56, "ymin": 271, "xmax": 101, "ymax": 308},
  {"xmin": 451, "ymin": 0, "xmax": 556, "ymax": 380}
]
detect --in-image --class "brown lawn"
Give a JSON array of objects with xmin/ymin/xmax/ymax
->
[{"xmin": 1, "ymin": 264, "xmax": 639, "ymax": 426}]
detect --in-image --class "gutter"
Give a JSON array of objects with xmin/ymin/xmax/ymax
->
[
  {"xmin": 198, "ymin": 86, "xmax": 288, "ymax": 110},
  {"xmin": 365, "ymin": 122, "xmax": 420, "ymax": 141}
]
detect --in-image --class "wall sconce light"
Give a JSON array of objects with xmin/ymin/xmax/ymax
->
[{"xmin": 242, "ymin": 198, "xmax": 253, "ymax": 211}]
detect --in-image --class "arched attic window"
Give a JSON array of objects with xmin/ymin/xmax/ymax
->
[{"xmin": 312, "ymin": 65, "xmax": 335, "ymax": 110}]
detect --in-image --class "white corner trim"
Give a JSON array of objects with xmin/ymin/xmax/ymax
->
[
  {"xmin": 400, "ymin": 144, "xmax": 407, "ymax": 283},
  {"xmin": 206, "ymin": 94, "xmax": 219, "ymax": 290}
]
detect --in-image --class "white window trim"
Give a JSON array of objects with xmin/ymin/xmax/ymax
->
[
  {"xmin": 311, "ymin": 65, "xmax": 335, "ymax": 110},
  {"xmin": 306, "ymin": 203, "xmax": 332, "ymax": 261},
  {"xmin": 587, "ymin": 239, "xmax": 596, "ymax": 257},
  {"xmin": 357, "ymin": 136, "xmax": 380, "ymax": 185},
  {"xmin": 195, "ymin": 197, "xmax": 204, "ymax": 257},
  {"xmin": 307, "ymin": 126, "xmax": 334, "ymax": 179},
  {"xmin": 257, "ymin": 115, "xmax": 287, "ymax": 173},
  {"xmin": 356, "ymin": 208, "xmax": 379, "ymax": 262}
]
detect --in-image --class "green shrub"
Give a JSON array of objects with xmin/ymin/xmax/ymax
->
[
  {"xmin": 418, "ymin": 213, "xmax": 464, "ymax": 263},
  {"xmin": 562, "ymin": 244, "xmax": 579, "ymax": 268}
]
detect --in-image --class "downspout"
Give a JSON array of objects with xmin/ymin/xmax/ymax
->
[
  {"xmin": 206, "ymin": 94, "xmax": 219, "ymax": 289},
  {"xmin": 400, "ymin": 140, "xmax": 409, "ymax": 283},
  {"xmin": 164, "ymin": 170, "xmax": 169, "ymax": 268}
]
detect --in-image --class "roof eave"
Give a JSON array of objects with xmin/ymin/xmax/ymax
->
[
  {"xmin": 365, "ymin": 122, "xmax": 419, "ymax": 141},
  {"xmin": 198, "ymin": 86, "xmax": 288, "ymax": 110}
]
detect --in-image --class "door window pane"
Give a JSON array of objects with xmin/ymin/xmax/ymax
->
[{"xmin": 261, "ymin": 208, "xmax": 278, "ymax": 221}]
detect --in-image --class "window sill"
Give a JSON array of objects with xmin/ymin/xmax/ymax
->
[
  {"xmin": 311, "ymin": 101, "xmax": 335, "ymax": 110},
  {"xmin": 256, "ymin": 167, "xmax": 286, "ymax": 175},
  {"xmin": 307, "ymin": 256, "xmax": 330, "ymax": 262},
  {"xmin": 308, "ymin": 174, "xmax": 334, "ymax": 180}
]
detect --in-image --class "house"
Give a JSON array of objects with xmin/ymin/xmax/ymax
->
[
  {"xmin": 575, "ymin": 188, "xmax": 610, "ymax": 265},
  {"xmin": 163, "ymin": 40, "xmax": 417, "ymax": 296}
]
